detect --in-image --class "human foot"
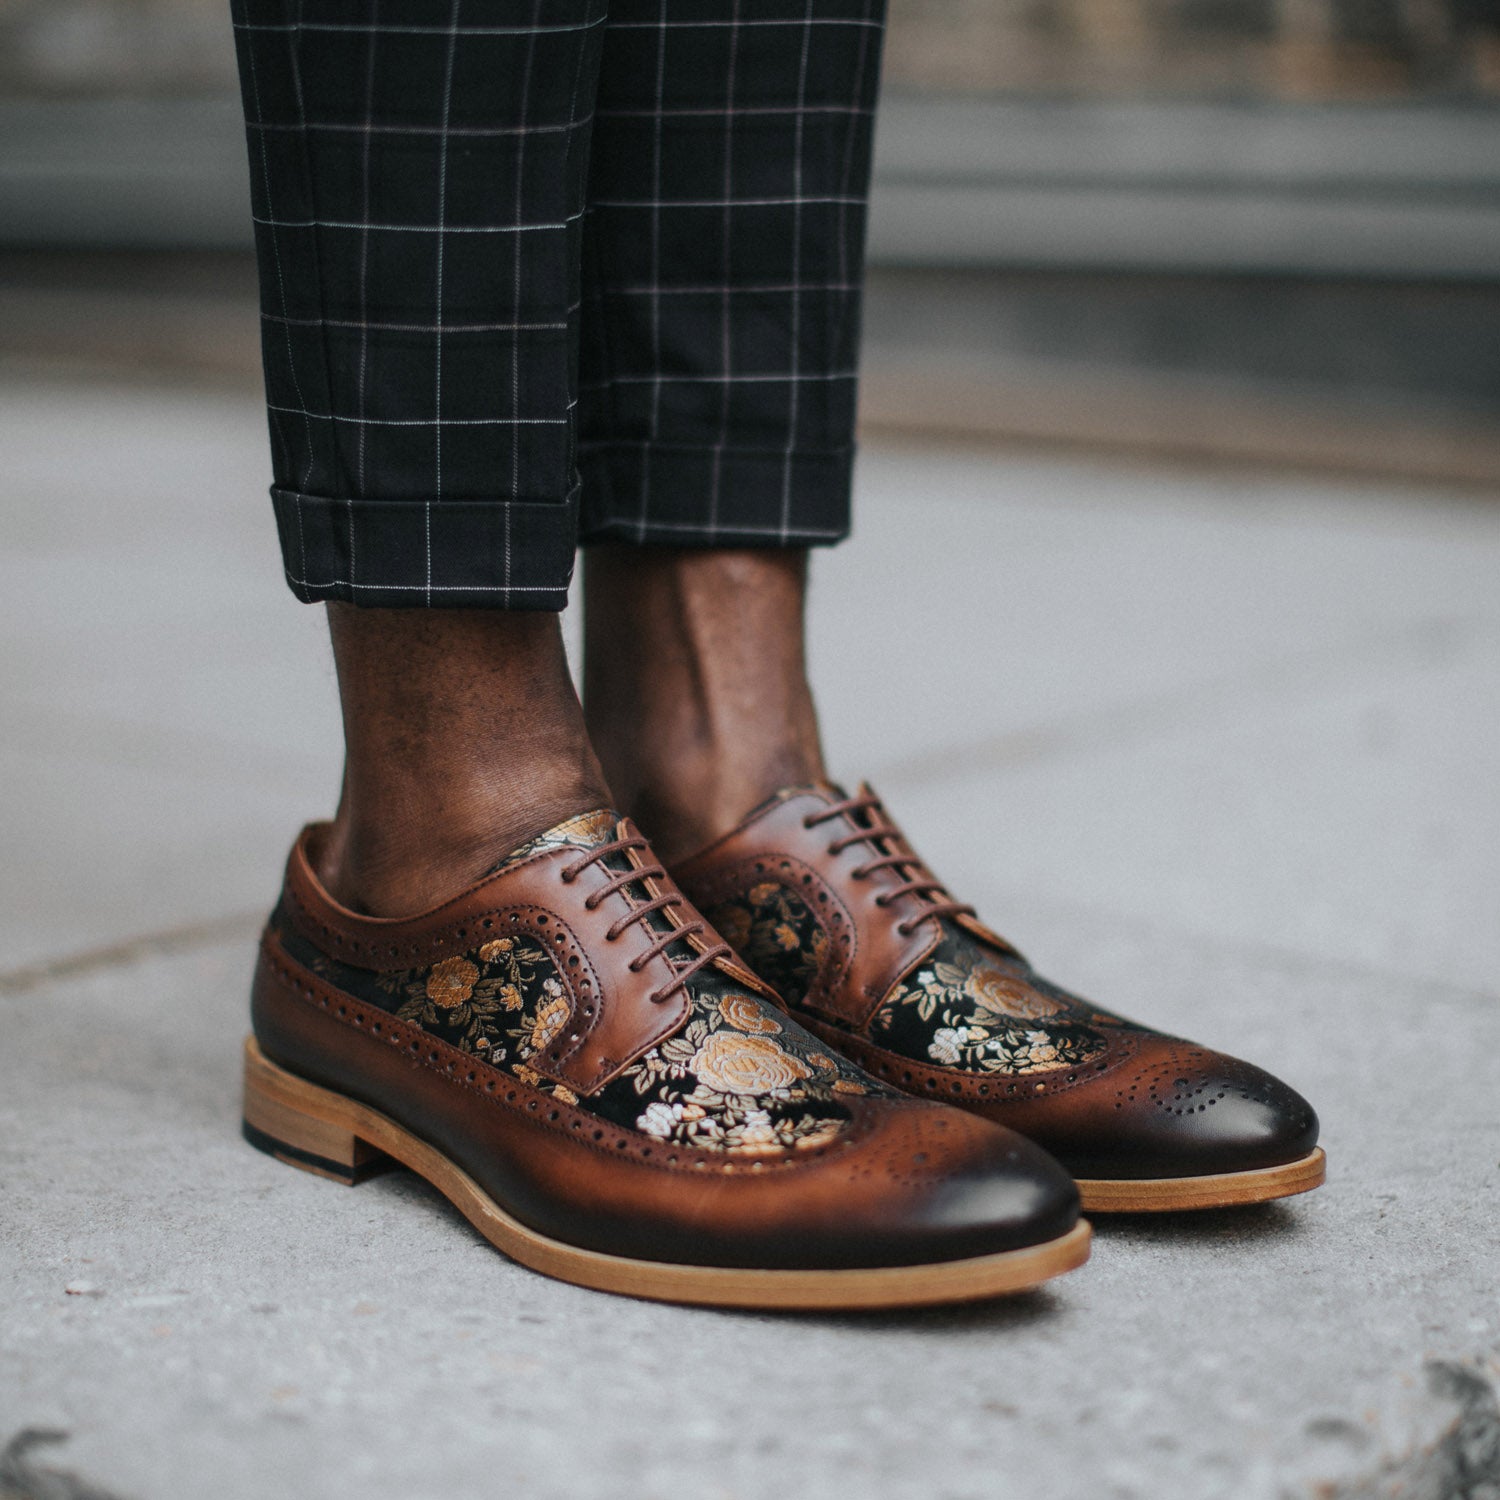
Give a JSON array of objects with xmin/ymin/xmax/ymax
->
[{"xmin": 672, "ymin": 784, "xmax": 1324, "ymax": 1213}]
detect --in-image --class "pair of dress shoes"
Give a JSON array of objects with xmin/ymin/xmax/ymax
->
[{"xmin": 244, "ymin": 784, "xmax": 1323, "ymax": 1309}]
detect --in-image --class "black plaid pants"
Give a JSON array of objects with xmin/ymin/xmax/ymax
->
[{"xmin": 231, "ymin": 0, "xmax": 886, "ymax": 609}]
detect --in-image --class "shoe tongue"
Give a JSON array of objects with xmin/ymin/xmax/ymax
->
[{"xmin": 490, "ymin": 807, "xmax": 621, "ymax": 876}]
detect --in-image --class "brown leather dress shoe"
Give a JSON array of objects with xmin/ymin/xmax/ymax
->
[
  {"xmin": 673, "ymin": 786, "xmax": 1325, "ymax": 1213},
  {"xmin": 243, "ymin": 809, "xmax": 1088, "ymax": 1308}
]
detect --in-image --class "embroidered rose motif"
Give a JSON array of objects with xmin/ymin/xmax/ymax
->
[
  {"xmin": 426, "ymin": 956, "xmax": 479, "ymax": 1008},
  {"xmin": 690, "ymin": 1031, "xmax": 810, "ymax": 1096},
  {"xmin": 478, "ymin": 937, "xmax": 514, "ymax": 963},
  {"xmin": 872, "ymin": 921, "xmax": 1109, "ymax": 1076},
  {"xmin": 719, "ymin": 993, "xmax": 782, "ymax": 1035},
  {"xmin": 967, "ymin": 968, "xmax": 1061, "ymax": 1021}
]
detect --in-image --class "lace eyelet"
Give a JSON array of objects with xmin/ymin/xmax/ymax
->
[
  {"xmin": 559, "ymin": 869, "xmax": 576, "ymax": 884},
  {"xmin": 628, "ymin": 957, "xmax": 644, "ymax": 974},
  {"xmin": 874, "ymin": 894, "xmax": 891, "ymax": 908},
  {"xmin": 897, "ymin": 921, "xmax": 915, "ymax": 937}
]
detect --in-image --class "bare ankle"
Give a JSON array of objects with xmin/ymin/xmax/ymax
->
[
  {"xmin": 582, "ymin": 547, "xmax": 826, "ymax": 863},
  {"xmin": 319, "ymin": 779, "xmax": 607, "ymax": 916},
  {"xmin": 322, "ymin": 605, "xmax": 612, "ymax": 916}
]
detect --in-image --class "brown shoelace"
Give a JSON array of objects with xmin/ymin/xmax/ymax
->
[
  {"xmin": 803, "ymin": 792, "xmax": 976, "ymax": 938},
  {"xmin": 559, "ymin": 835, "xmax": 730, "ymax": 1005}
]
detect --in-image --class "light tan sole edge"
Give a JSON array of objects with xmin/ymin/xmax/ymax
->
[
  {"xmin": 1075, "ymin": 1147, "xmax": 1326, "ymax": 1212},
  {"xmin": 241, "ymin": 1037, "xmax": 1091, "ymax": 1310}
]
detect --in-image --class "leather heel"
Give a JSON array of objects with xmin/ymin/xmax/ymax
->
[{"xmin": 242, "ymin": 1041, "xmax": 392, "ymax": 1186}]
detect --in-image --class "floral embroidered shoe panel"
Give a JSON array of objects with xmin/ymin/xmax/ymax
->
[
  {"xmin": 272, "ymin": 810, "xmax": 886, "ymax": 1160},
  {"xmin": 673, "ymin": 785, "xmax": 1321, "ymax": 1187},
  {"xmin": 712, "ymin": 875, "xmax": 1120, "ymax": 1078}
]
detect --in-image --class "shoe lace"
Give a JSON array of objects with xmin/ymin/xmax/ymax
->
[
  {"xmin": 802, "ymin": 791, "xmax": 975, "ymax": 939},
  {"xmin": 558, "ymin": 835, "xmax": 730, "ymax": 1006}
]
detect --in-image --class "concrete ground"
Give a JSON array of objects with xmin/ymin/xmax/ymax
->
[{"xmin": 2, "ymin": 374, "xmax": 1497, "ymax": 1500}]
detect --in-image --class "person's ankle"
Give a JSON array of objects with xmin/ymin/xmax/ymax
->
[
  {"xmin": 582, "ymin": 545, "xmax": 828, "ymax": 863},
  {"xmin": 322, "ymin": 604, "xmax": 613, "ymax": 917},
  {"xmin": 600, "ymin": 734, "xmax": 825, "ymax": 865},
  {"xmin": 318, "ymin": 773, "xmax": 611, "ymax": 917}
]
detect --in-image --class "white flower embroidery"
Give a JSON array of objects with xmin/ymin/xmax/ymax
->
[
  {"xmin": 929, "ymin": 1028, "xmax": 965, "ymax": 1064},
  {"xmin": 636, "ymin": 1101, "xmax": 682, "ymax": 1137},
  {"xmin": 737, "ymin": 1109, "xmax": 779, "ymax": 1151}
]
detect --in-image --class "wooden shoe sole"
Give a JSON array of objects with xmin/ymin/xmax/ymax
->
[
  {"xmin": 242, "ymin": 1037, "xmax": 1092, "ymax": 1310},
  {"xmin": 1074, "ymin": 1147, "xmax": 1326, "ymax": 1213}
]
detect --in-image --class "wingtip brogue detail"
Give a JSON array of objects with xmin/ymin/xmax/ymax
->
[
  {"xmin": 245, "ymin": 807, "xmax": 1090, "ymax": 1305},
  {"xmin": 674, "ymin": 782, "xmax": 1325, "ymax": 1213}
]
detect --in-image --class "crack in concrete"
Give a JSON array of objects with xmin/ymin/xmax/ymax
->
[
  {"xmin": 0, "ymin": 1430, "xmax": 131, "ymax": 1500},
  {"xmin": 0, "ymin": 911, "xmax": 262, "ymax": 997},
  {"xmin": 1319, "ymin": 1360, "xmax": 1500, "ymax": 1500}
]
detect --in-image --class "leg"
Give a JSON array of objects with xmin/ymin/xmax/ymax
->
[
  {"xmin": 577, "ymin": 0, "xmax": 886, "ymax": 854},
  {"xmin": 230, "ymin": 0, "xmax": 1086, "ymax": 1306},
  {"xmin": 582, "ymin": 546, "xmax": 824, "ymax": 864},
  {"xmin": 320, "ymin": 605, "xmax": 608, "ymax": 915},
  {"xmin": 231, "ymin": 0, "xmax": 606, "ymax": 607},
  {"xmin": 231, "ymin": 0, "xmax": 613, "ymax": 911},
  {"xmin": 566, "ymin": 8, "xmax": 1322, "ymax": 1215}
]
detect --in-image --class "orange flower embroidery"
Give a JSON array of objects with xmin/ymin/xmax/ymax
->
[
  {"xmin": 690, "ymin": 1032, "xmax": 809, "ymax": 1096},
  {"xmin": 530, "ymin": 989, "xmax": 570, "ymax": 1051},
  {"xmin": 966, "ymin": 968, "xmax": 1062, "ymax": 1021},
  {"xmin": 718, "ymin": 993, "xmax": 782, "ymax": 1035},
  {"xmin": 426, "ymin": 956, "xmax": 479, "ymax": 1008}
]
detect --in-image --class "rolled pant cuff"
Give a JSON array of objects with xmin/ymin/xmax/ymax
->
[
  {"xmin": 577, "ymin": 444, "xmax": 853, "ymax": 549},
  {"xmin": 270, "ymin": 488, "xmax": 580, "ymax": 610}
]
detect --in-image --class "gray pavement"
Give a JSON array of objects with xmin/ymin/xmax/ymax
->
[{"xmin": 2, "ymin": 374, "xmax": 1497, "ymax": 1500}]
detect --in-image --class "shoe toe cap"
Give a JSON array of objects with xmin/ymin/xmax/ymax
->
[
  {"xmin": 1091, "ymin": 1036, "xmax": 1319, "ymax": 1178},
  {"xmin": 838, "ymin": 1106, "xmax": 1081, "ymax": 1264}
]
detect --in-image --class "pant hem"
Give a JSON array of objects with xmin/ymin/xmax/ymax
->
[
  {"xmin": 576, "ymin": 444, "xmax": 853, "ymax": 549},
  {"xmin": 270, "ymin": 488, "xmax": 579, "ymax": 610}
]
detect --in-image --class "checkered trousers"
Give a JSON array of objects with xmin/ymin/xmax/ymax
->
[{"xmin": 231, "ymin": 0, "xmax": 887, "ymax": 609}]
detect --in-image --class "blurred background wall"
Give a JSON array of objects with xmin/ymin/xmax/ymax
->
[{"xmin": 3, "ymin": 0, "xmax": 1499, "ymax": 482}]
